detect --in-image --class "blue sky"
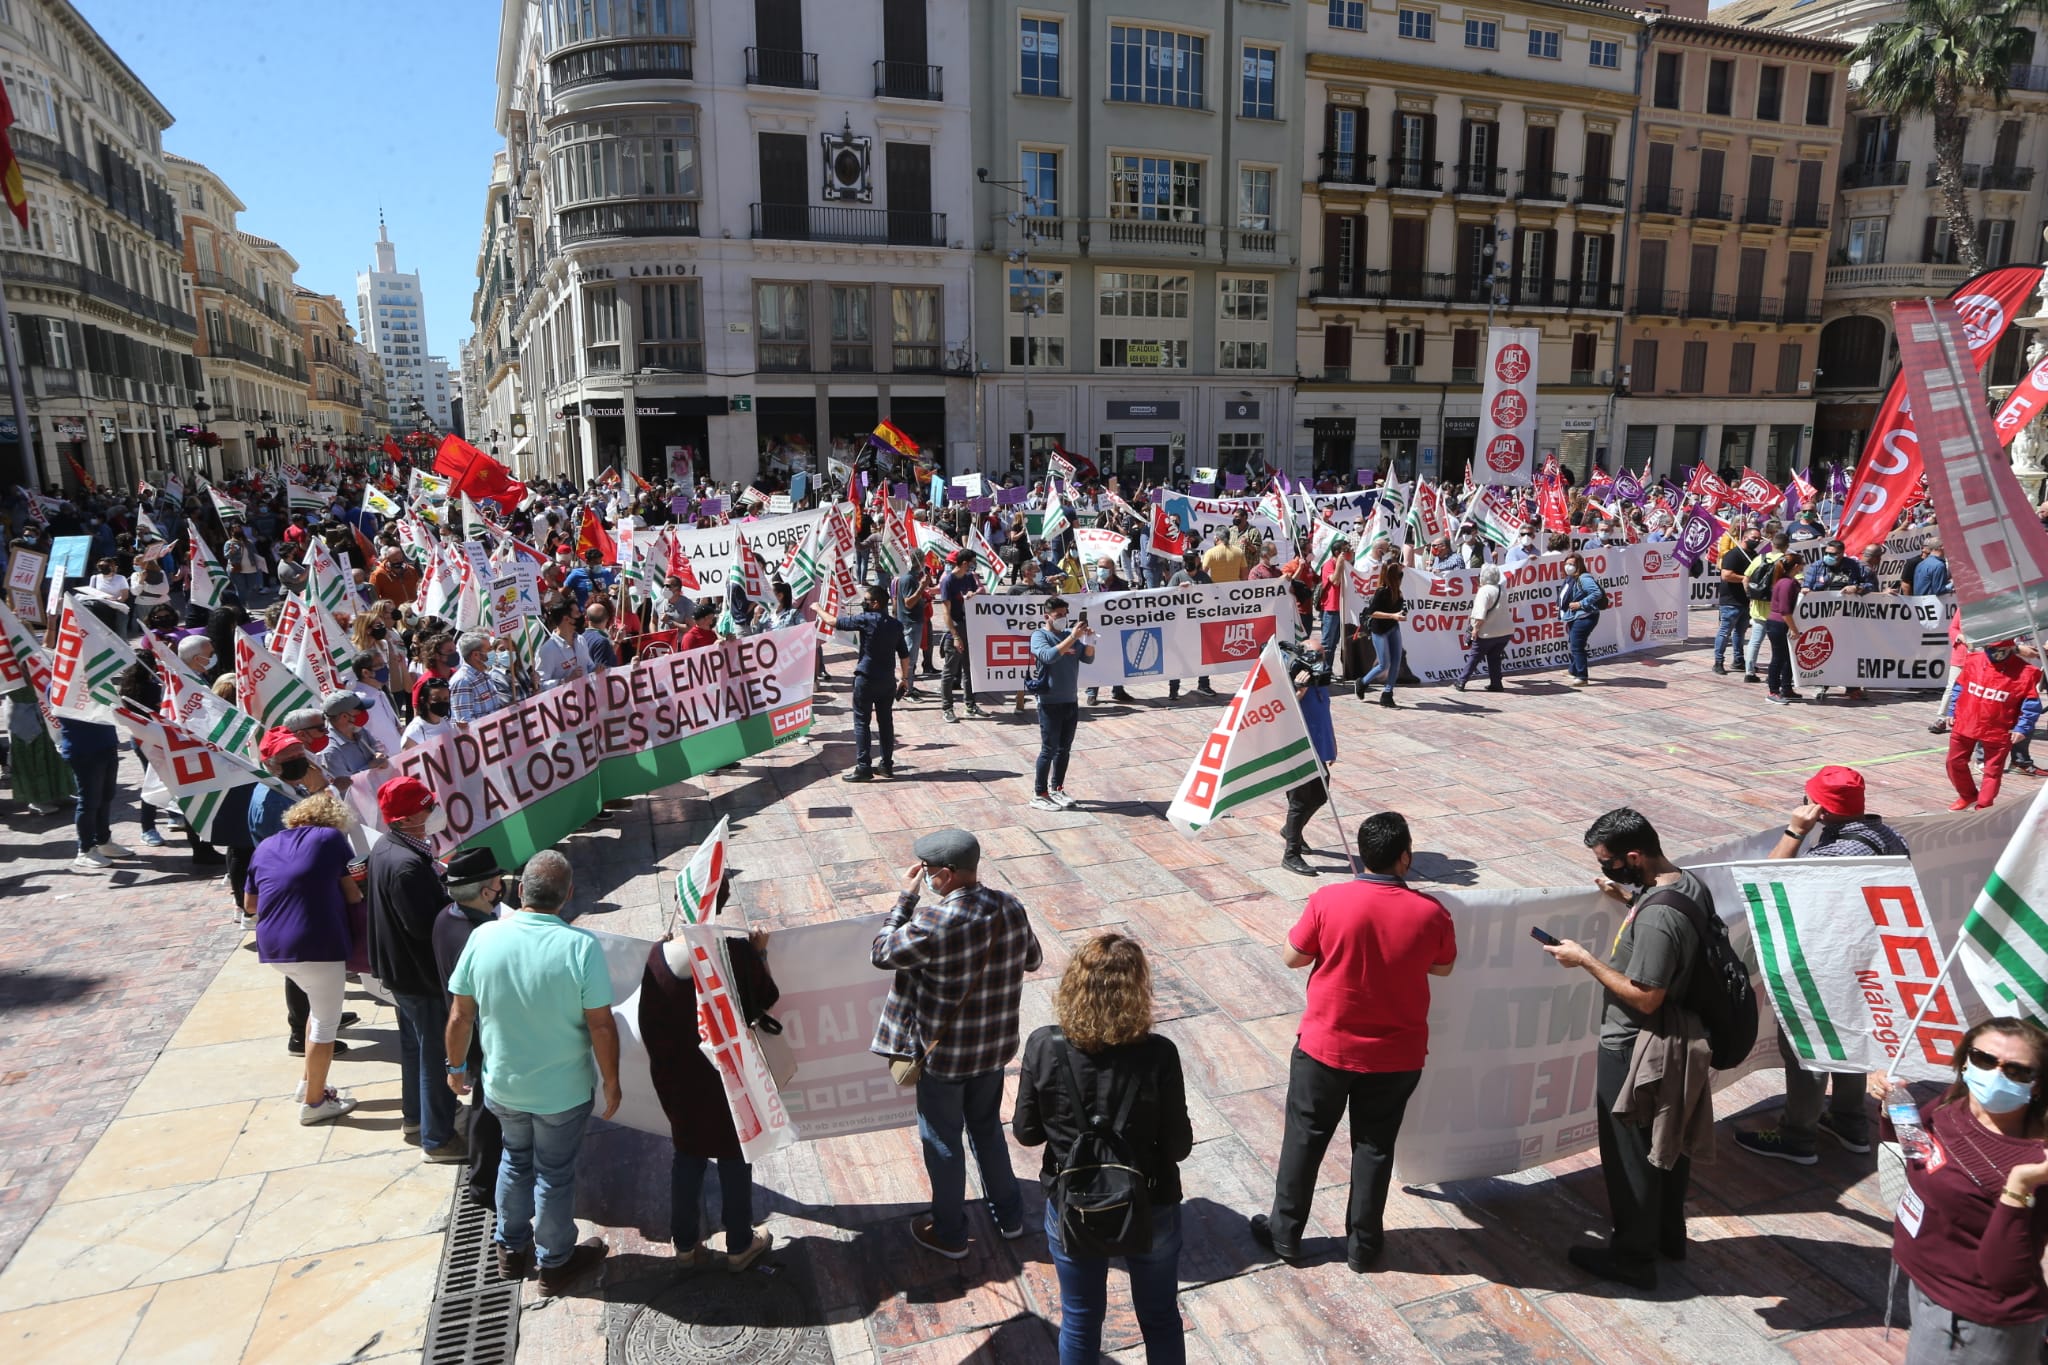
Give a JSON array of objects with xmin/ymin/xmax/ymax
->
[{"xmin": 78, "ymin": 0, "xmax": 503, "ymax": 369}]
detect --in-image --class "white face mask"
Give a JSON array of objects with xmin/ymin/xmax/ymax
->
[
  {"xmin": 922, "ymin": 870, "xmax": 940, "ymax": 898},
  {"xmin": 421, "ymin": 806, "xmax": 448, "ymax": 838}
]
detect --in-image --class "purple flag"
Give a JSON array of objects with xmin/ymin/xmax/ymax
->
[
  {"xmin": 892, "ymin": 482, "xmax": 912, "ymax": 502},
  {"xmin": 1356, "ymin": 468, "xmax": 1376, "ymax": 487},
  {"xmin": 1671, "ymin": 509, "xmax": 1724, "ymax": 570},
  {"xmin": 1147, "ymin": 487, "xmax": 1164, "ymax": 503},
  {"xmin": 969, "ymin": 497, "xmax": 992, "ymax": 513},
  {"xmin": 996, "ymin": 485, "xmax": 1029, "ymax": 506},
  {"xmin": 1274, "ymin": 470, "xmax": 1292, "ymax": 494},
  {"xmin": 698, "ymin": 497, "xmax": 724, "ymax": 517},
  {"xmin": 1191, "ymin": 482, "xmax": 1215, "ymax": 498},
  {"xmin": 1613, "ymin": 469, "xmax": 1647, "ymax": 507},
  {"xmin": 1224, "ymin": 473, "xmax": 1247, "ymax": 493},
  {"xmin": 1828, "ymin": 462, "xmax": 1849, "ymax": 499}
]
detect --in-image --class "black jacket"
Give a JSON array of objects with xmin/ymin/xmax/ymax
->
[
  {"xmin": 366, "ymin": 835, "xmax": 445, "ymax": 997},
  {"xmin": 1012, "ymin": 1026, "xmax": 1193, "ymax": 1205},
  {"xmin": 433, "ymin": 902, "xmax": 494, "ymax": 1070}
]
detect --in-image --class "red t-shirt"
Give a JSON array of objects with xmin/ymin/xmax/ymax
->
[
  {"xmin": 1289, "ymin": 874, "xmax": 1456, "ymax": 1073},
  {"xmin": 1953, "ymin": 652, "xmax": 2043, "ymax": 742}
]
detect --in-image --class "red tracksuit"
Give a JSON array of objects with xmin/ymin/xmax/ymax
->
[{"xmin": 1948, "ymin": 651, "xmax": 2045, "ymax": 808}]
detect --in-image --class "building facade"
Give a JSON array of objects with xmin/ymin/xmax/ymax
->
[
  {"xmin": 1612, "ymin": 7, "xmax": 1849, "ymax": 481},
  {"xmin": 1296, "ymin": 0, "xmax": 1639, "ymax": 485},
  {"xmin": 1710, "ymin": 0, "xmax": 2048, "ymax": 465},
  {"xmin": 0, "ymin": 0, "xmax": 197, "ymax": 493},
  {"xmin": 356, "ymin": 219, "xmax": 435, "ymax": 426},
  {"xmin": 295, "ymin": 288, "xmax": 376, "ymax": 450},
  {"xmin": 968, "ymin": 0, "xmax": 1302, "ymax": 485},
  {"xmin": 487, "ymin": 0, "xmax": 976, "ymax": 486},
  {"xmin": 424, "ymin": 355, "xmax": 454, "ymax": 430}
]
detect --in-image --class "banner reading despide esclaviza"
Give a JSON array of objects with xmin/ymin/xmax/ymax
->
[
  {"xmin": 401, "ymin": 625, "xmax": 815, "ymax": 865},
  {"xmin": 963, "ymin": 579, "xmax": 1297, "ymax": 692}
]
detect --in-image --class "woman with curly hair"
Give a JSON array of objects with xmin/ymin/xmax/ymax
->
[
  {"xmin": 1013, "ymin": 933, "xmax": 1191, "ymax": 1364},
  {"xmin": 350, "ymin": 601, "xmax": 409, "ymax": 704},
  {"xmin": 245, "ymin": 790, "xmax": 362, "ymax": 1126}
]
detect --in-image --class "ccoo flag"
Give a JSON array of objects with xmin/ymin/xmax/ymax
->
[
  {"xmin": 1168, "ymin": 641, "xmax": 1322, "ymax": 836},
  {"xmin": 48, "ymin": 594, "xmax": 139, "ymax": 724},
  {"xmin": 1958, "ymin": 784, "xmax": 2048, "ymax": 1024},
  {"xmin": 672, "ymin": 815, "xmax": 732, "ymax": 928}
]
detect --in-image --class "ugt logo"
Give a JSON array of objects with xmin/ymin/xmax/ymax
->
[{"xmin": 1200, "ymin": 617, "xmax": 1276, "ymax": 664}]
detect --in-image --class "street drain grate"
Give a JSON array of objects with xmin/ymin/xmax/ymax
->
[{"xmin": 423, "ymin": 1180, "xmax": 519, "ymax": 1365}]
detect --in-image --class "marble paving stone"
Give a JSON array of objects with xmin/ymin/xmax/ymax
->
[
  {"xmin": 238, "ymin": 1233, "xmax": 443, "ymax": 1365},
  {"xmin": 56, "ymin": 1100, "xmax": 253, "ymax": 1203},
  {"xmin": 0, "ymin": 1283, "xmax": 155, "ymax": 1365},
  {"xmin": 1400, "ymin": 1281, "xmax": 1600, "ymax": 1363},
  {"xmin": 0, "ymin": 1174, "xmax": 263, "ymax": 1309},
  {"xmin": 117, "ymin": 1262, "xmax": 278, "ymax": 1365},
  {"xmin": 227, "ymin": 1153, "xmax": 454, "ymax": 1269},
  {"xmin": 1112, "ymin": 893, "xmax": 1250, "ymax": 953}
]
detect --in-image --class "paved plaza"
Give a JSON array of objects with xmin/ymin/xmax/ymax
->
[{"xmin": 0, "ymin": 640, "xmax": 1988, "ymax": 1363}]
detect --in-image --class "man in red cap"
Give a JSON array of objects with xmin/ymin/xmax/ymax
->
[
  {"xmin": 1947, "ymin": 640, "xmax": 2044, "ymax": 810},
  {"xmin": 1733, "ymin": 764, "xmax": 1908, "ymax": 1165},
  {"xmin": 366, "ymin": 775, "xmax": 464, "ymax": 1164}
]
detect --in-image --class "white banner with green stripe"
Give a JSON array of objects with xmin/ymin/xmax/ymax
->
[
  {"xmin": 1168, "ymin": 640, "xmax": 1321, "ymax": 836},
  {"xmin": 1959, "ymin": 785, "xmax": 2048, "ymax": 1024},
  {"xmin": 1732, "ymin": 857, "xmax": 1955, "ymax": 1083}
]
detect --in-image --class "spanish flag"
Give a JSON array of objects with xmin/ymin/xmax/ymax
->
[
  {"xmin": 0, "ymin": 79, "xmax": 26, "ymax": 230},
  {"xmin": 872, "ymin": 419, "xmax": 920, "ymax": 460}
]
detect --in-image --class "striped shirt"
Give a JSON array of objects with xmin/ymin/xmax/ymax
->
[
  {"xmin": 449, "ymin": 661, "xmax": 506, "ymax": 723},
  {"xmin": 870, "ymin": 884, "xmax": 1042, "ymax": 1081}
]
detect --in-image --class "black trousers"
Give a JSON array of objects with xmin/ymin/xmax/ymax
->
[
  {"xmin": 941, "ymin": 625, "xmax": 978, "ymax": 710},
  {"xmin": 1281, "ymin": 777, "xmax": 1328, "ymax": 854},
  {"xmin": 851, "ymin": 684, "xmax": 895, "ymax": 772},
  {"xmin": 1594, "ymin": 1043, "xmax": 1689, "ymax": 1258},
  {"xmin": 465, "ymin": 1083, "xmax": 504, "ymax": 1207},
  {"xmin": 1269, "ymin": 1045, "xmax": 1420, "ymax": 1258}
]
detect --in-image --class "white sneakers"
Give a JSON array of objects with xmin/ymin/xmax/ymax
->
[
  {"xmin": 300, "ymin": 1089, "xmax": 358, "ymax": 1125},
  {"xmin": 1049, "ymin": 790, "xmax": 1077, "ymax": 810},
  {"xmin": 96, "ymin": 840, "xmax": 133, "ymax": 856},
  {"xmin": 1029, "ymin": 795, "xmax": 1061, "ymax": 811},
  {"xmin": 71, "ymin": 847, "xmax": 111, "ymax": 870},
  {"xmin": 1028, "ymin": 791, "xmax": 1078, "ymax": 813}
]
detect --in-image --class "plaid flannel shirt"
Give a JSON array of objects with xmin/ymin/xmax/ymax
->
[
  {"xmin": 870, "ymin": 883, "xmax": 1042, "ymax": 1081},
  {"xmin": 449, "ymin": 661, "xmax": 506, "ymax": 723}
]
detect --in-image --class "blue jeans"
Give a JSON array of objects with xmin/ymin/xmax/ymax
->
[
  {"xmin": 850, "ymin": 683, "xmax": 895, "ymax": 772},
  {"xmin": 393, "ymin": 992, "xmax": 458, "ymax": 1149},
  {"xmin": 1713, "ymin": 603, "xmax": 1746, "ymax": 667},
  {"xmin": 1744, "ymin": 618, "xmax": 1767, "ymax": 673},
  {"xmin": 672, "ymin": 1151, "xmax": 753, "ymax": 1253},
  {"xmin": 67, "ymin": 747, "xmax": 118, "ymax": 851},
  {"xmin": 1360, "ymin": 628, "xmax": 1402, "ymax": 697},
  {"xmin": 1565, "ymin": 614, "xmax": 1597, "ymax": 679},
  {"xmin": 1036, "ymin": 701, "xmax": 1079, "ymax": 794},
  {"xmin": 488, "ymin": 1097, "xmax": 594, "ymax": 1268},
  {"xmin": 916, "ymin": 1068, "xmax": 1022, "ymax": 1245},
  {"xmin": 1319, "ymin": 609, "xmax": 1342, "ymax": 656},
  {"xmin": 1045, "ymin": 1200, "xmax": 1186, "ymax": 1365}
]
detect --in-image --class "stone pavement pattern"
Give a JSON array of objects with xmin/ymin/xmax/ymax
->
[{"xmin": 0, "ymin": 645, "xmax": 1983, "ymax": 1362}]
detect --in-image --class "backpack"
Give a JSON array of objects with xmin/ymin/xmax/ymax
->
[
  {"xmin": 1571, "ymin": 573, "xmax": 1608, "ymax": 614},
  {"xmin": 1743, "ymin": 554, "xmax": 1774, "ymax": 601},
  {"xmin": 1051, "ymin": 1043, "xmax": 1154, "ymax": 1257},
  {"xmin": 1638, "ymin": 886, "xmax": 1759, "ymax": 1070}
]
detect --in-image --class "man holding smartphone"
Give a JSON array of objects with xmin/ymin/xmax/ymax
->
[{"xmin": 1027, "ymin": 597, "xmax": 1093, "ymax": 811}]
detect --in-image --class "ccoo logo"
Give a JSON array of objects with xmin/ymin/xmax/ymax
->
[{"xmin": 1795, "ymin": 625, "xmax": 1834, "ymax": 670}]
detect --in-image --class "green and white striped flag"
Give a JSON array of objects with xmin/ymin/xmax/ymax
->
[
  {"xmin": 780, "ymin": 522, "xmax": 825, "ymax": 595},
  {"xmin": 150, "ymin": 637, "xmax": 262, "ymax": 764},
  {"xmin": 188, "ymin": 537, "xmax": 227, "ymax": 610},
  {"xmin": 116, "ymin": 699, "xmax": 277, "ymax": 844},
  {"xmin": 1040, "ymin": 499, "xmax": 1071, "ymax": 546},
  {"xmin": 48, "ymin": 594, "xmax": 138, "ymax": 724},
  {"xmin": 1308, "ymin": 516, "xmax": 1344, "ymax": 571},
  {"xmin": 1959, "ymin": 785, "xmax": 2048, "ymax": 1023},
  {"xmin": 1168, "ymin": 641, "xmax": 1322, "ymax": 836},
  {"xmin": 286, "ymin": 482, "xmax": 328, "ymax": 514},
  {"xmin": 234, "ymin": 629, "xmax": 317, "ymax": 726},
  {"xmin": 304, "ymin": 539, "xmax": 351, "ymax": 616},
  {"xmin": 671, "ymin": 815, "xmax": 731, "ymax": 928},
  {"xmin": 207, "ymin": 483, "xmax": 247, "ymax": 523}
]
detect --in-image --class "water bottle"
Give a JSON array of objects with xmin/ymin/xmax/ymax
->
[{"xmin": 1887, "ymin": 1085, "xmax": 1931, "ymax": 1161}]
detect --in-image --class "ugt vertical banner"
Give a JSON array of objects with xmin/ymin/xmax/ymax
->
[{"xmin": 1475, "ymin": 327, "xmax": 1538, "ymax": 485}]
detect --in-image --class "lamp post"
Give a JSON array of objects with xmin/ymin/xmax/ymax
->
[
  {"xmin": 192, "ymin": 393, "xmax": 212, "ymax": 484},
  {"xmin": 978, "ymin": 168, "xmax": 1044, "ymax": 491}
]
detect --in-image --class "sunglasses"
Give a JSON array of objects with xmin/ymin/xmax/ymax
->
[{"xmin": 1968, "ymin": 1048, "xmax": 2039, "ymax": 1085}]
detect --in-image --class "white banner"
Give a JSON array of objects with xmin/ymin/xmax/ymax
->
[
  {"xmin": 1074, "ymin": 527, "xmax": 1129, "ymax": 564},
  {"xmin": 1792, "ymin": 591, "xmax": 1954, "ymax": 690},
  {"xmin": 1165, "ymin": 495, "xmax": 1297, "ymax": 561},
  {"xmin": 964, "ymin": 579, "xmax": 1298, "ymax": 691},
  {"xmin": 1394, "ymin": 544, "xmax": 1688, "ymax": 684},
  {"xmin": 666, "ymin": 510, "xmax": 827, "ymax": 595},
  {"xmin": 1475, "ymin": 327, "xmax": 1538, "ymax": 486},
  {"xmin": 1730, "ymin": 857, "xmax": 1957, "ymax": 1082}
]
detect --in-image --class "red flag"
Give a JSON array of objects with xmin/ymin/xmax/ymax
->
[
  {"xmin": 1994, "ymin": 352, "xmax": 2048, "ymax": 446},
  {"xmin": 576, "ymin": 507, "xmax": 617, "ymax": 566},
  {"xmin": 735, "ymin": 531, "xmax": 765, "ymax": 599},
  {"xmin": 1538, "ymin": 483, "xmax": 1570, "ymax": 532},
  {"xmin": 1837, "ymin": 263, "xmax": 2041, "ymax": 556},
  {"xmin": 433, "ymin": 434, "xmax": 528, "ymax": 513},
  {"xmin": 382, "ymin": 436, "xmax": 406, "ymax": 464},
  {"xmin": 64, "ymin": 450, "xmax": 96, "ymax": 493},
  {"xmin": 1149, "ymin": 503, "xmax": 1189, "ymax": 559},
  {"xmin": 1735, "ymin": 467, "xmax": 1781, "ymax": 511},
  {"xmin": 0, "ymin": 79, "xmax": 28, "ymax": 229},
  {"xmin": 630, "ymin": 469, "xmax": 653, "ymax": 493},
  {"xmin": 660, "ymin": 528, "xmax": 702, "ymax": 590}
]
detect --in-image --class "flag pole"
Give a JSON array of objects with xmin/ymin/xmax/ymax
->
[
  {"xmin": 1883, "ymin": 934, "xmax": 1974, "ymax": 1087},
  {"xmin": 1314, "ymin": 752, "xmax": 1361, "ymax": 876}
]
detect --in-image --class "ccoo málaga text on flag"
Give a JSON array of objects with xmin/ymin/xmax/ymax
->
[{"xmin": 1168, "ymin": 640, "xmax": 1321, "ymax": 836}]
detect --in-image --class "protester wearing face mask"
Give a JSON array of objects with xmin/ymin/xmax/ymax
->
[
  {"xmin": 403, "ymin": 678, "xmax": 456, "ymax": 748},
  {"xmin": 366, "ymin": 775, "xmax": 467, "ymax": 1165},
  {"xmin": 250, "ymin": 727, "xmax": 359, "ymax": 1058},
  {"xmin": 1504, "ymin": 528, "xmax": 1541, "ymax": 568},
  {"xmin": 433, "ymin": 847, "xmax": 515, "ymax": 1210},
  {"xmin": 1870, "ymin": 1017, "xmax": 2048, "ymax": 1364},
  {"xmin": 1947, "ymin": 639, "xmax": 2045, "ymax": 810},
  {"xmin": 1713, "ymin": 521, "xmax": 1760, "ymax": 676},
  {"xmin": 449, "ymin": 631, "xmax": 509, "ymax": 723},
  {"xmin": 317, "ymin": 691, "xmax": 390, "ymax": 787}
]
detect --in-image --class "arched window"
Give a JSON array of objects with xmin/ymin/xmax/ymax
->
[{"xmin": 1817, "ymin": 315, "xmax": 1886, "ymax": 389}]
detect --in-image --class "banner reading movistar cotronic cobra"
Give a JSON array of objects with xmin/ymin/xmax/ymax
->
[{"xmin": 399, "ymin": 625, "xmax": 815, "ymax": 865}]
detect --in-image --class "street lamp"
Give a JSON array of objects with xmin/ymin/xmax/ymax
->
[
  {"xmin": 191, "ymin": 392, "xmax": 212, "ymax": 483},
  {"xmin": 979, "ymin": 167, "xmax": 1044, "ymax": 491}
]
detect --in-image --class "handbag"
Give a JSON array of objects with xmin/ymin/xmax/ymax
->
[{"xmin": 890, "ymin": 955, "xmax": 990, "ymax": 1087}]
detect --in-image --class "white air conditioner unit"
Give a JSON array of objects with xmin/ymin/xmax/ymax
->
[
  {"xmin": 821, "ymin": 127, "xmax": 872, "ymax": 202},
  {"xmin": 1797, "ymin": 380, "xmax": 1812, "ymax": 391},
  {"xmin": 1599, "ymin": 368, "xmax": 1613, "ymax": 385}
]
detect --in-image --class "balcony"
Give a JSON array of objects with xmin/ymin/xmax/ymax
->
[
  {"xmin": 747, "ymin": 46, "xmax": 818, "ymax": 89},
  {"xmin": 1385, "ymin": 158, "xmax": 1442, "ymax": 192},
  {"xmin": 750, "ymin": 203, "xmax": 948, "ymax": 247},
  {"xmin": 1825, "ymin": 261, "xmax": 1973, "ymax": 292},
  {"xmin": 1517, "ymin": 170, "xmax": 1568, "ymax": 202},
  {"xmin": 874, "ymin": 60, "xmax": 942, "ymax": 101},
  {"xmin": 1, "ymin": 248, "xmax": 81, "ymax": 289},
  {"xmin": 548, "ymin": 40, "xmax": 692, "ymax": 91},
  {"xmin": 1925, "ymin": 162, "xmax": 2038, "ymax": 191},
  {"xmin": 1231, "ymin": 227, "xmax": 1285, "ymax": 260},
  {"xmin": 1742, "ymin": 196, "xmax": 1783, "ymax": 226},
  {"xmin": 1317, "ymin": 150, "xmax": 1376, "ymax": 187},
  {"xmin": 557, "ymin": 199, "xmax": 701, "ymax": 242},
  {"xmin": 1790, "ymin": 202, "xmax": 1831, "ymax": 231},
  {"xmin": 1311, "ymin": 270, "xmax": 1451, "ymax": 304},
  {"xmin": 1453, "ymin": 163, "xmax": 1505, "ymax": 197},
  {"xmin": 1681, "ymin": 292, "xmax": 1731, "ymax": 321},
  {"xmin": 1096, "ymin": 216, "xmax": 1212, "ymax": 253},
  {"xmin": 1842, "ymin": 161, "xmax": 1909, "ymax": 189},
  {"xmin": 1575, "ymin": 175, "xmax": 1626, "ymax": 210},
  {"xmin": 1632, "ymin": 288, "xmax": 1680, "ymax": 317},
  {"xmin": 638, "ymin": 342, "xmax": 703, "ymax": 373},
  {"xmin": 1782, "ymin": 299, "xmax": 1818, "ymax": 324},
  {"xmin": 1640, "ymin": 185, "xmax": 1685, "ymax": 216},
  {"xmin": 1693, "ymin": 192, "xmax": 1735, "ymax": 222},
  {"xmin": 1731, "ymin": 295, "xmax": 1782, "ymax": 323},
  {"xmin": 2012, "ymin": 63, "xmax": 2048, "ymax": 92},
  {"xmin": 1505, "ymin": 278, "xmax": 1622, "ymax": 310}
]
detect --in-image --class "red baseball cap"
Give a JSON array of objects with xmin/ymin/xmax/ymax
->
[
  {"xmin": 258, "ymin": 727, "xmax": 303, "ymax": 761},
  {"xmin": 376, "ymin": 775, "xmax": 437, "ymax": 822},
  {"xmin": 1804, "ymin": 765, "xmax": 1866, "ymax": 818}
]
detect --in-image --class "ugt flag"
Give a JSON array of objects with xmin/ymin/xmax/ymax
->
[
  {"xmin": 1168, "ymin": 641, "xmax": 1321, "ymax": 836},
  {"xmin": 1731, "ymin": 857, "xmax": 1957, "ymax": 1082},
  {"xmin": 1958, "ymin": 785, "xmax": 2048, "ymax": 1024}
]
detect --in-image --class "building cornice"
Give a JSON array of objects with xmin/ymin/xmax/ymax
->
[{"xmin": 1306, "ymin": 52, "xmax": 1641, "ymax": 111}]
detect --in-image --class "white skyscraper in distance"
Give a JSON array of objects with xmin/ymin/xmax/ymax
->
[{"xmin": 355, "ymin": 215, "xmax": 432, "ymax": 426}]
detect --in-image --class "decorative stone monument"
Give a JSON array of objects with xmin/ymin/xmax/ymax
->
[{"xmin": 2008, "ymin": 228, "xmax": 2048, "ymax": 503}]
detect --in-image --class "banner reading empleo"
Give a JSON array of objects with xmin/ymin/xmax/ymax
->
[
  {"xmin": 964, "ymin": 579, "xmax": 1297, "ymax": 692},
  {"xmin": 1791, "ymin": 590, "xmax": 1954, "ymax": 690},
  {"xmin": 403, "ymin": 625, "xmax": 815, "ymax": 865}
]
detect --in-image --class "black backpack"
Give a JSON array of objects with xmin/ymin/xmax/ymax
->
[
  {"xmin": 1639, "ymin": 886, "xmax": 1758, "ymax": 1070},
  {"xmin": 1743, "ymin": 554, "xmax": 1775, "ymax": 601},
  {"xmin": 1051, "ymin": 1043, "xmax": 1154, "ymax": 1258}
]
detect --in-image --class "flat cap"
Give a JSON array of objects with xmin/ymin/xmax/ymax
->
[
  {"xmin": 913, "ymin": 828, "xmax": 980, "ymax": 871},
  {"xmin": 320, "ymin": 691, "xmax": 363, "ymax": 718}
]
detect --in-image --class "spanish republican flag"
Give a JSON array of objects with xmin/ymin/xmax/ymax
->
[
  {"xmin": 576, "ymin": 506, "xmax": 617, "ymax": 565},
  {"xmin": 0, "ymin": 79, "xmax": 27, "ymax": 230},
  {"xmin": 872, "ymin": 419, "xmax": 920, "ymax": 460}
]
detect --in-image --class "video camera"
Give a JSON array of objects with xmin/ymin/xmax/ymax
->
[{"xmin": 1276, "ymin": 639, "xmax": 1333, "ymax": 690}]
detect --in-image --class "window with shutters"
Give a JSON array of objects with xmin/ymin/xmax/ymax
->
[
  {"xmin": 1706, "ymin": 59, "xmax": 1732, "ymax": 116},
  {"xmin": 1805, "ymin": 71, "xmax": 1832, "ymax": 125},
  {"xmin": 1924, "ymin": 218, "xmax": 1958, "ymax": 265},
  {"xmin": 1680, "ymin": 341, "xmax": 1708, "ymax": 392},
  {"xmin": 1452, "ymin": 327, "xmax": 1480, "ymax": 383},
  {"xmin": 1756, "ymin": 65, "xmax": 1783, "ymax": 120},
  {"xmin": 1818, "ymin": 316, "xmax": 1882, "ymax": 388},
  {"xmin": 1653, "ymin": 51, "xmax": 1682, "ymax": 108},
  {"xmin": 1729, "ymin": 342, "xmax": 1754, "ymax": 394},
  {"xmin": 1631, "ymin": 338, "xmax": 1659, "ymax": 391},
  {"xmin": 1519, "ymin": 228, "xmax": 1549, "ymax": 293},
  {"xmin": 1385, "ymin": 325, "xmax": 1424, "ymax": 379},
  {"xmin": 46, "ymin": 316, "xmax": 69, "ymax": 370},
  {"xmin": 1323, "ymin": 212, "xmax": 1365, "ymax": 292},
  {"xmin": 1775, "ymin": 341, "xmax": 1803, "ymax": 392},
  {"xmin": 1994, "ymin": 121, "xmax": 2023, "ymax": 169},
  {"xmin": 1979, "ymin": 218, "xmax": 2013, "ymax": 268},
  {"xmin": 1570, "ymin": 332, "xmax": 1597, "ymax": 382},
  {"xmin": 1398, "ymin": 8, "xmax": 1435, "ymax": 40},
  {"xmin": 1324, "ymin": 323, "xmax": 1354, "ymax": 380}
]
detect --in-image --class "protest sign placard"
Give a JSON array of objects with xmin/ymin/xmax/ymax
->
[
  {"xmin": 400, "ymin": 624, "xmax": 816, "ymax": 866},
  {"xmin": 666, "ymin": 510, "xmax": 826, "ymax": 595},
  {"xmin": 6, "ymin": 547, "xmax": 45, "ymax": 594},
  {"xmin": 1074, "ymin": 527, "xmax": 1129, "ymax": 564},
  {"xmin": 965, "ymin": 579, "xmax": 1297, "ymax": 692},
  {"xmin": 1791, "ymin": 591, "xmax": 1953, "ymax": 690},
  {"xmin": 489, "ymin": 574, "xmax": 522, "ymax": 636}
]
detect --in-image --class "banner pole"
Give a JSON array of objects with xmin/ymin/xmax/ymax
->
[
  {"xmin": 1313, "ymin": 753, "xmax": 1361, "ymax": 876},
  {"xmin": 1883, "ymin": 933, "xmax": 1973, "ymax": 1087}
]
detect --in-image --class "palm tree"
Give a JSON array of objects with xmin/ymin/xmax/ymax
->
[{"xmin": 1852, "ymin": 0, "xmax": 2044, "ymax": 275}]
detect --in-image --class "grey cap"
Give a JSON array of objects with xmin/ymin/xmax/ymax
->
[
  {"xmin": 319, "ymin": 691, "xmax": 362, "ymax": 718},
  {"xmin": 913, "ymin": 828, "xmax": 981, "ymax": 871}
]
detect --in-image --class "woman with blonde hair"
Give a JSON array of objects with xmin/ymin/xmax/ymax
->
[
  {"xmin": 245, "ymin": 791, "xmax": 362, "ymax": 1126},
  {"xmin": 350, "ymin": 601, "xmax": 409, "ymax": 705},
  {"xmin": 1014, "ymin": 933, "xmax": 1191, "ymax": 1364}
]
